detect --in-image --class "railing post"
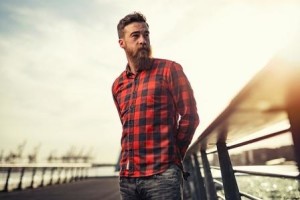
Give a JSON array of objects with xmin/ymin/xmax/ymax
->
[
  {"xmin": 80, "ymin": 167, "xmax": 84, "ymax": 180},
  {"xmin": 17, "ymin": 167, "xmax": 26, "ymax": 190},
  {"xmin": 85, "ymin": 167, "xmax": 89, "ymax": 179},
  {"xmin": 217, "ymin": 141, "xmax": 241, "ymax": 200},
  {"xmin": 74, "ymin": 167, "xmax": 78, "ymax": 181},
  {"xmin": 30, "ymin": 168, "xmax": 36, "ymax": 189},
  {"xmin": 191, "ymin": 154, "xmax": 202, "ymax": 200},
  {"xmin": 183, "ymin": 157, "xmax": 194, "ymax": 200},
  {"xmin": 81, "ymin": 167, "xmax": 84, "ymax": 179},
  {"xmin": 49, "ymin": 167, "xmax": 55, "ymax": 185},
  {"xmin": 192, "ymin": 153, "xmax": 207, "ymax": 200},
  {"xmin": 40, "ymin": 168, "xmax": 46, "ymax": 187},
  {"xmin": 187, "ymin": 156, "xmax": 199, "ymax": 200},
  {"xmin": 286, "ymin": 66, "xmax": 300, "ymax": 173},
  {"xmin": 3, "ymin": 167, "xmax": 12, "ymax": 192},
  {"xmin": 63, "ymin": 168, "xmax": 69, "ymax": 183},
  {"xmin": 56, "ymin": 168, "xmax": 62, "ymax": 184},
  {"xmin": 70, "ymin": 168, "xmax": 75, "ymax": 182},
  {"xmin": 66, "ymin": 168, "xmax": 70, "ymax": 182},
  {"xmin": 75, "ymin": 167, "xmax": 79, "ymax": 181},
  {"xmin": 201, "ymin": 150, "xmax": 218, "ymax": 199}
]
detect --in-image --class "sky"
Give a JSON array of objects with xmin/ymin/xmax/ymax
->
[{"xmin": 1, "ymin": 0, "xmax": 300, "ymax": 164}]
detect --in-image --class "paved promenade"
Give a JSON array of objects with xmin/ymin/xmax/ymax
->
[{"xmin": 0, "ymin": 177, "xmax": 120, "ymax": 200}]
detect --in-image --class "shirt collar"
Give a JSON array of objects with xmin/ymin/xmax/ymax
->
[{"xmin": 125, "ymin": 64, "xmax": 135, "ymax": 78}]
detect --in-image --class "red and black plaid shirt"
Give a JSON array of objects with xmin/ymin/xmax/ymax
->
[{"xmin": 112, "ymin": 58, "xmax": 199, "ymax": 177}]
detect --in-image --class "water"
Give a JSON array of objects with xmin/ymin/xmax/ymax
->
[
  {"xmin": 237, "ymin": 176, "xmax": 300, "ymax": 199},
  {"xmin": 212, "ymin": 165, "xmax": 300, "ymax": 199}
]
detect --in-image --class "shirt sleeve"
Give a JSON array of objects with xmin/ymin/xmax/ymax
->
[
  {"xmin": 168, "ymin": 62, "xmax": 200, "ymax": 159},
  {"xmin": 112, "ymin": 82, "xmax": 122, "ymax": 124}
]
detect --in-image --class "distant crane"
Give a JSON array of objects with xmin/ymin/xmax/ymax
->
[
  {"xmin": 5, "ymin": 140, "xmax": 27, "ymax": 163},
  {"xmin": 28, "ymin": 143, "xmax": 41, "ymax": 163}
]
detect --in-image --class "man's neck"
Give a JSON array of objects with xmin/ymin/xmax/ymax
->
[{"xmin": 127, "ymin": 59, "xmax": 137, "ymax": 74}]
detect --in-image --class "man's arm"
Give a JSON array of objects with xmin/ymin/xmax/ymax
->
[
  {"xmin": 168, "ymin": 62, "xmax": 200, "ymax": 159},
  {"xmin": 112, "ymin": 84, "xmax": 122, "ymax": 124}
]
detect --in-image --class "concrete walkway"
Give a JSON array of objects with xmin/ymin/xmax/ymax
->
[{"xmin": 0, "ymin": 177, "xmax": 120, "ymax": 200}]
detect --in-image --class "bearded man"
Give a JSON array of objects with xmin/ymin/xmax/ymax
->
[{"xmin": 112, "ymin": 12, "xmax": 199, "ymax": 200}]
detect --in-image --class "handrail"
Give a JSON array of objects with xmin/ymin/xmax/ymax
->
[
  {"xmin": 0, "ymin": 163, "xmax": 92, "ymax": 168},
  {"xmin": 233, "ymin": 168, "xmax": 299, "ymax": 180},
  {"xmin": 239, "ymin": 192, "xmax": 263, "ymax": 200},
  {"xmin": 214, "ymin": 179, "xmax": 263, "ymax": 200},
  {"xmin": 211, "ymin": 165, "xmax": 299, "ymax": 179},
  {"xmin": 182, "ymin": 56, "xmax": 300, "ymax": 199},
  {"xmin": 206, "ymin": 127, "xmax": 290, "ymax": 155}
]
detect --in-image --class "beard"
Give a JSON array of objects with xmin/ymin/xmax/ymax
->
[{"xmin": 127, "ymin": 46, "xmax": 152, "ymax": 71}]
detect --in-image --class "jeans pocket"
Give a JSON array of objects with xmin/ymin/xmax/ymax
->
[
  {"xmin": 146, "ymin": 165, "xmax": 183, "ymax": 199},
  {"xmin": 154, "ymin": 165, "xmax": 181, "ymax": 181}
]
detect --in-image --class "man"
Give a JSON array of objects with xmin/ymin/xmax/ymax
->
[{"xmin": 112, "ymin": 12, "xmax": 199, "ymax": 200}]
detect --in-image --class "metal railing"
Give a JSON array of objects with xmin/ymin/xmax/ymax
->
[
  {"xmin": 183, "ymin": 123, "xmax": 300, "ymax": 200},
  {"xmin": 0, "ymin": 163, "xmax": 116, "ymax": 192},
  {"xmin": 182, "ymin": 58, "xmax": 300, "ymax": 199}
]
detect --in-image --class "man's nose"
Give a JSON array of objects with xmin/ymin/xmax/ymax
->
[{"xmin": 138, "ymin": 35, "xmax": 147, "ymax": 45}]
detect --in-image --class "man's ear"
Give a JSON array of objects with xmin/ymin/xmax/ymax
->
[{"xmin": 119, "ymin": 39, "xmax": 125, "ymax": 48}]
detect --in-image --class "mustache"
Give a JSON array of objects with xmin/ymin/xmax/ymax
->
[{"xmin": 138, "ymin": 46, "xmax": 150, "ymax": 52}]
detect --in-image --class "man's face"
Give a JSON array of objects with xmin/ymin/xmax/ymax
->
[{"xmin": 119, "ymin": 22, "xmax": 151, "ymax": 60}]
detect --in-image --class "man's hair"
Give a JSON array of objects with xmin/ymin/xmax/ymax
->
[{"xmin": 117, "ymin": 12, "xmax": 149, "ymax": 39}]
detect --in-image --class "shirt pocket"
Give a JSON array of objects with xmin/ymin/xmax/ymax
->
[{"xmin": 142, "ymin": 75, "xmax": 168, "ymax": 107}]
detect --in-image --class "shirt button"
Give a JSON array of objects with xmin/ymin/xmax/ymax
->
[
  {"xmin": 130, "ymin": 105, "xmax": 134, "ymax": 111},
  {"xmin": 132, "ymin": 91, "xmax": 136, "ymax": 97}
]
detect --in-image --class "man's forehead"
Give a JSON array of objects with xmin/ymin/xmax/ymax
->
[{"xmin": 124, "ymin": 22, "xmax": 149, "ymax": 33}]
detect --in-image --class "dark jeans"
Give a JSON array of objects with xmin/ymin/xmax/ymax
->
[{"xmin": 119, "ymin": 164, "xmax": 183, "ymax": 200}]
